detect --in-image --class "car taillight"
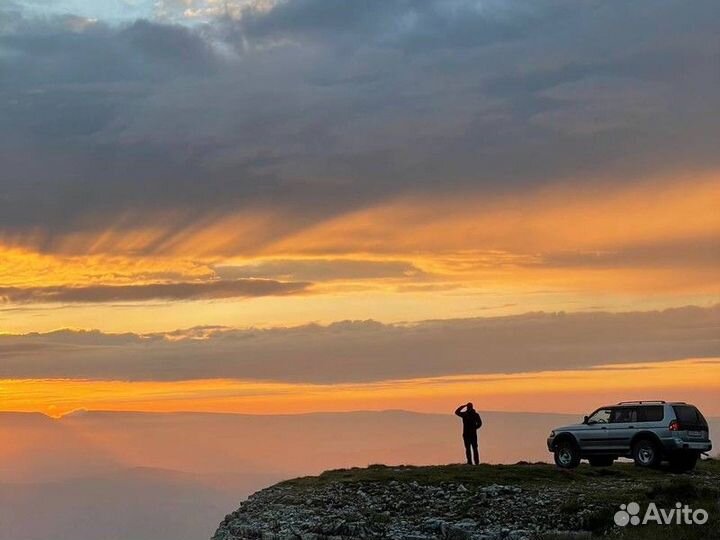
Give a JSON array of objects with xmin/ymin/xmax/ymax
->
[{"xmin": 669, "ymin": 420, "xmax": 680, "ymax": 431}]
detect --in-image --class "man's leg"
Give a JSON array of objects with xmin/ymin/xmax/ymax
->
[
  {"xmin": 472, "ymin": 440, "xmax": 479, "ymax": 465},
  {"xmin": 463, "ymin": 435, "xmax": 472, "ymax": 464}
]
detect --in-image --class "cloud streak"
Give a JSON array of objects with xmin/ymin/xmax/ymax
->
[
  {"xmin": 0, "ymin": 279, "xmax": 310, "ymax": 304},
  {"xmin": 214, "ymin": 259, "xmax": 424, "ymax": 281}
]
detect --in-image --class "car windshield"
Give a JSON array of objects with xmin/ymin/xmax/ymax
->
[{"xmin": 587, "ymin": 408, "xmax": 612, "ymax": 424}]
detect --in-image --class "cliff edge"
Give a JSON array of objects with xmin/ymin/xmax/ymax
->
[{"xmin": 212, "ymin": 460, "xmax": 719, "ymax": 540}]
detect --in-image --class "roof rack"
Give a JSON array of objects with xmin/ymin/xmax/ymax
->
[{"xmin": 617, "ymin": 400, "xmax": 666, "ymax": 405}]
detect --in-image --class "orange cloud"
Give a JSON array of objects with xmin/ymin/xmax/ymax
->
[
  {"xmin": 265, "ymin": 173, "xmax": 720, "ymax": 256},
  {"xmin": 4, "ymin": 172, "xmax": 718, "ymax": 261},
  {"xmin": 0, "ymin": 173, "xmax": 717, "ymax": 332},
  {"xmin": 0, "ymin": 246, "xmax": 213, "ymax": 287}
]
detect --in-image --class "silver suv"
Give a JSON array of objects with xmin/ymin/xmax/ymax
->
[{"xmin": 547, "ymin": 401, "xmax": 711, "ymax": 471}]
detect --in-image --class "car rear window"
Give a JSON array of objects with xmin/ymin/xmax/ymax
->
[
  {"xmin": 637, "ymin": 406, "xmax": 664, "ymax": 422},
  {"xmin": 672, "ymin": 405, "xmax": 708, "ymax": 427}
]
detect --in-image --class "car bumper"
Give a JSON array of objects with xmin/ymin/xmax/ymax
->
[
  {"xmin": 547, "ymin": 436, "xmax": 555, "ymax": 452},
  {"xmin": 660, "ymin": 437, "xmax": 712, "ymax": 453}
]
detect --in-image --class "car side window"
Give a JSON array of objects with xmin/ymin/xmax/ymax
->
[
  {"xmin": 587, "ymin": 408, "xmax": 612, "ymax": 424},
  {"xmin": 637, "ymin": 406, "xmax": 663, "ymax": 422},
  {"xmin": 610, "ymin": 407, "xmax": 637, "ymax": 423}
]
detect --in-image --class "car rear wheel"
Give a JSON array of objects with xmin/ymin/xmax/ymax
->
[
  {"xmin": 632, "ymin": 438, "xmax": 662, "ymax": 468},
  {"xmin": 554, "ymin": 440, "xmax": 581, "ymax": 469},
  {"xmin": 669, "ymin": 452, "xmax": 698, "ymax": 473},
  {"xmin": 588, "ymin": 456, "xmax": 614, "ymax": 467}
]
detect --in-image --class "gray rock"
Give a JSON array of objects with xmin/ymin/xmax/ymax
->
[{"xmin": 211, "ymin": 464, "xmax": 719, "ymax": 540}]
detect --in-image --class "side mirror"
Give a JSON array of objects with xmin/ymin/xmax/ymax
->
[{"xmin": 583, "ymin": 416, "xmax": 589, "ymax": 424}]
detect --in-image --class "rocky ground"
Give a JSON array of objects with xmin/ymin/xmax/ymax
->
[{"xmin": 212, "ymin": 460, "xmax": 720, "ymax": 540}]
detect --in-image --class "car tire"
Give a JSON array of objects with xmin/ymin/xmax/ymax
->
[
  {"xmin": 554, "ymin": 440, "xmax": 581, "ymax": 469},
  {"xmin": 588, "ymin": 456, "xmax": 614, "ymax": 467},
  {"xmin": 632, "ymin": 438, "xmax": 662, "ymax": 468},
  {"xmin": 669, "ymin": 452, "xmax": 698, "ymax": 473}
]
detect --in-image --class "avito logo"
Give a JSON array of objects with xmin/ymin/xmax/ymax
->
[{"xmin": 614, "ymin": 501, "xmax": 708, "ymax": 527}]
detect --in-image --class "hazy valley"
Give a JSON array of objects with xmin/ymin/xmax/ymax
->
[{"xmin": 0, "ymin": 408, "xmax": 671, "ymax": 540}]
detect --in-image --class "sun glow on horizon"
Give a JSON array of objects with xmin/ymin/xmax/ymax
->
[{"xmin": 2, "ymin": 358, "xmax": 718, "ymax": 418}]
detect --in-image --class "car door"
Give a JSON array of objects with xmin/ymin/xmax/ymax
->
[
  {"xmin": 606, "ymin": 406, "xmax": 638, "ymax": 453},
  {"xmin": 578, "ymin": 407, "xmax": 612, "ymax": 451}
]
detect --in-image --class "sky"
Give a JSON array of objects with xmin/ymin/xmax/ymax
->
[{"xmin": 0, "ymin": 0, "xmax": 719, "ymax": 416}]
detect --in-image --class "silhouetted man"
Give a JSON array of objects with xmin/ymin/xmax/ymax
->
[{"xmin": 455, "ymin": 402, "xmax": 482, "ymax": 465}]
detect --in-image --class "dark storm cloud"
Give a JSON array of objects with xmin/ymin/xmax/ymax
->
[
  {"xmin": 0, "ymin": 305, "xmax": 718, "ymax": 383},
  {"xmin": 1, "ymin": 0, "xmax": 719, "ymax": 248},
  {"xmin": 0, "ymin": 278, "xmax": 310, "ymax": 303},
  {"xmin": 237, "ymin": 0, "xmax": 534, "ymax": 49},
  {"xmin": 0, "ymin": 17, "xmax": 215, "ymax": 89}
]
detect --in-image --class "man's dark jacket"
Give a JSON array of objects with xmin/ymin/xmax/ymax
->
[{"xmin": 456, "ymin": 408, "xmax": 482, "ymax": 436}]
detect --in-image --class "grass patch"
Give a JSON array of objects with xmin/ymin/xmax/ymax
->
[{"xmin": 281, "ymin": 460, "xmax": 718, "ymax": 489}]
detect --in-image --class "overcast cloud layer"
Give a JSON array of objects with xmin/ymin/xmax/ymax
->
[
  {"xmin": 1, "ymin": 305, "xmax": 717, "ymax": 383},
  {"xmin": 1, "ymin": 0, "xmax": 719, "ymax": 249}
]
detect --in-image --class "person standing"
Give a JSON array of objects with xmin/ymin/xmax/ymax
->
[{"xmin": 455, "ymin": 402, "xmax": 482, "ymax": 465}]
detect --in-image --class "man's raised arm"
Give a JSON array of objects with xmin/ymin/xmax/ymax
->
[{"xmin": 454, "ymin": 404, "xmax": 465, "ymax": 417}]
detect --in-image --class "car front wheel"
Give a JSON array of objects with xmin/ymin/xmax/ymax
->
[
  {"xmin": 554, "ymin": 440, "xmax": 581, "ymax": 469},
  {"xmin": 632, "ymin": 438, "xmax": 661, "ymax": 468}
]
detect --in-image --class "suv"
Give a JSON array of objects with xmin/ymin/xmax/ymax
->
[{"xmin": 547, "ymin": 401, "xmax": 711, "ymax": 471}]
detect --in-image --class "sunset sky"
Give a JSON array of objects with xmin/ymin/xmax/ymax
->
[{"xmin": 1, "ymin": 0, "xmax": 718, "ymax": 417}]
